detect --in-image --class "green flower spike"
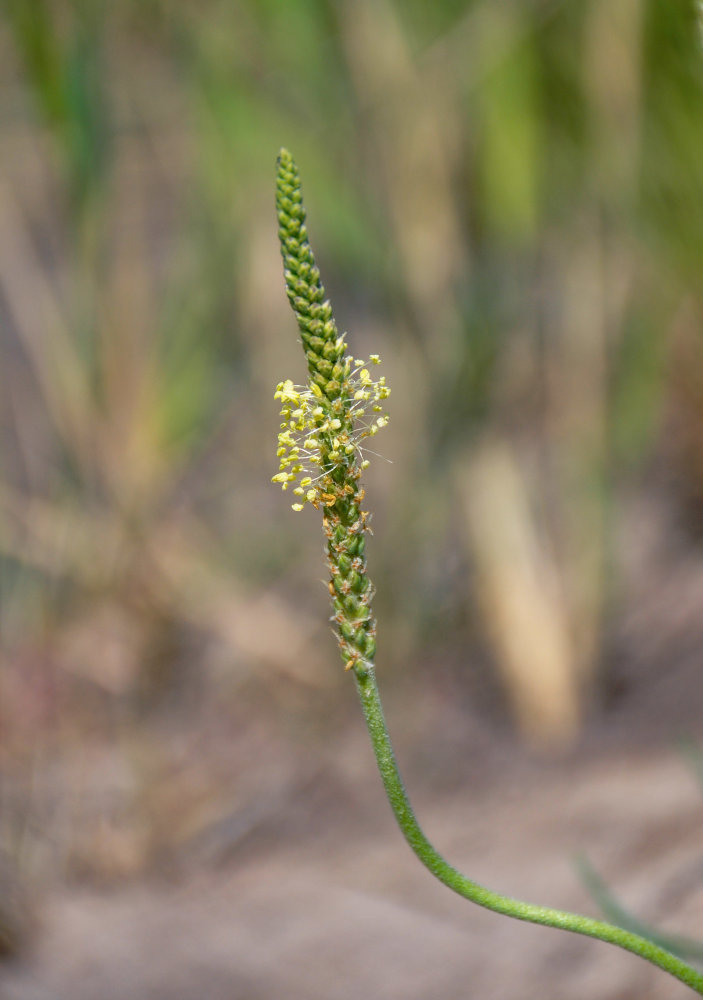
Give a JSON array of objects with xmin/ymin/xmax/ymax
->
[
  {"xmin": 274, "ymin": 148, "xmax": 390, "ymax": 678},
  {"xmin": 272, "ymin": 149, "xmax": 703, "ymax": 996}
]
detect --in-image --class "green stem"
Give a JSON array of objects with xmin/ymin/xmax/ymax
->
[{"xmin": 354, "ymin": 667, "xmax": 703, "ymax": 995}]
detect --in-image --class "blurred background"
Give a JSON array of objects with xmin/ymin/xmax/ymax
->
[{"xmin": 1, "ymin": 1, "xmax": 703, "ymax": 997}]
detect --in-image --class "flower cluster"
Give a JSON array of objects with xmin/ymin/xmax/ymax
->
[
  {"xmin": 272, "ymin": 353, "xmax": 390, "ymax": 511},
  {"xmin": 274, "ymin": 148, "xmax": 389, "ymax": 678}
]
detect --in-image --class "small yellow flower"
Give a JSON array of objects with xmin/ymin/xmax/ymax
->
[
  {"xmin": 274, "ymin": 379, "xmax": 300, "ymax": 404},
  {"xmin": 273, "ymin": 352, "xmax": 390, "ymax": 509}
]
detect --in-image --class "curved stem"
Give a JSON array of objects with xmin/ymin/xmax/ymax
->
[{"xmin": 354, "ymin": 667, "xmax": 703, "ymax": 995}]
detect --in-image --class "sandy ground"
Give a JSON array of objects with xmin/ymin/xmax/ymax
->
[
  {"xmin": 1, "ymin": 493, "xmax": 702, "ymax": 999},
  {"xmin": 1, "ymin": 726, "xmax": 702, "ymax": 1000}
]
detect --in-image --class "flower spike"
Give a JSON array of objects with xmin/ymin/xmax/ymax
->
[
  {"xmin": 273, "ymin": 149, "xmax": 390, "ymax": 678},
  {"xmin": 269, "ymin": 151, "xmax": 703, "ymax": 997}
]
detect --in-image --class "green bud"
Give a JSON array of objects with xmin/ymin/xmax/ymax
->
[
  {"xmin": 353, "ymin": 626, "xmax": 366, "ymax": 647},
  {"xmin": 352, "ymin": 661, "xmax": 368, "ymax": 680}
]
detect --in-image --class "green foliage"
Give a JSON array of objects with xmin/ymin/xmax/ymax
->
[
  {"xmin": 7, "ymin": 0, "xmax": 109, "ymax": 214},
  {"xmin": 3, "ymin": 0, "xmax": 703, "ymax": 764}
]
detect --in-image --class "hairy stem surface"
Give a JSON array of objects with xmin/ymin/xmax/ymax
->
[{"xmin": 354, "ymin": 666, "xmax": 703, "ymax": 995}]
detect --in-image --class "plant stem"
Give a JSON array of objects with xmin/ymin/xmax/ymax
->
[
  {"xmin": 274, "ymin": 147, "xmax": 703, "ymax": 994},
  {"xmin": 354, "ymin": 666, "xmax": 703, "ymax": 995}
]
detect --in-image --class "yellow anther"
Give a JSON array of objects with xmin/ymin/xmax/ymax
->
[{"xmin": 274, "ymin": 379, "xmax": 300, "ymax": 403}]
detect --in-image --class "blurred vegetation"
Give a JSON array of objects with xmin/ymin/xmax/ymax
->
[{"xmin": 1, "ymin": 0, "xmax": 703, "ymax": 891}]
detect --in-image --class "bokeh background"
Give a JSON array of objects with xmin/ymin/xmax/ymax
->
[{"xmin": 1, "ymin": 1, "xmax": 703, "ymax": 997}]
